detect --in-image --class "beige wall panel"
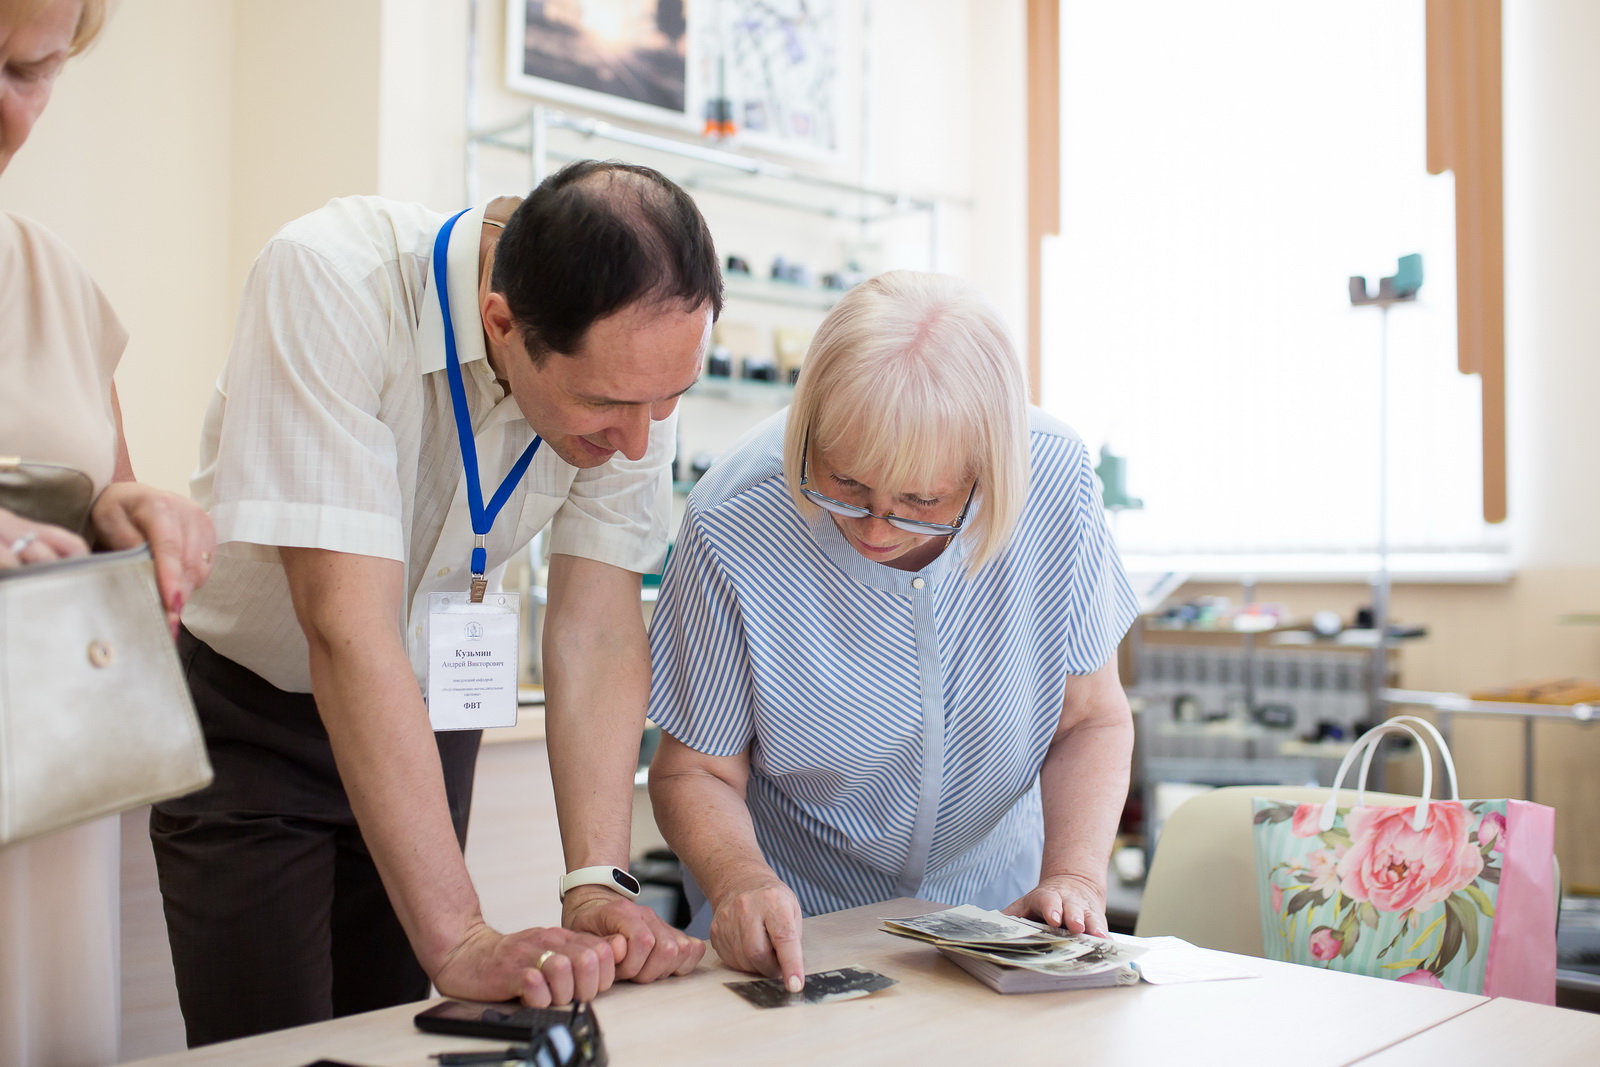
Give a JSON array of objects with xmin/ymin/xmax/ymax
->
[
  {"xmin": 1, "ymin": 0, "xmax": 236, "ymax": 493},
  {"xmin": 376, "ymin": 0, "xmax": 466, "ymax": 209},
  {"xmin": 227, "ymin": 0, "xmax": 383, "ymax": 300}
]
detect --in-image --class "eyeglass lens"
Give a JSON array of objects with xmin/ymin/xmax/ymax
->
[{"xmin": 805, "ymin": 492, "xmax": 957, "ymax": 534}]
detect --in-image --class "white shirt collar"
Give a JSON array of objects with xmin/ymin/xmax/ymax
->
[{"xmin": 416, "ymin": 203, "xmax": 489, "ymax": 375}]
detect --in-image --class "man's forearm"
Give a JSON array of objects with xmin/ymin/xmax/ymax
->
[
  {"xmin": 308, "ymin": 627, "xmax": 486, "ymax": 971},
  {"xmin": 543, "ymin": 556, "xmax": 650, "ymax": 871},
  {"xmin": 287, "ymin": 551, "xmax": 485, "ymax": 974}
]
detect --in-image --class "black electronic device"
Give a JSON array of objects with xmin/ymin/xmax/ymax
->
[
  {"xmin": 1252, "ymin": 703, "xmax": 1297, "ymax": 729},
  {"xmin": 414, "ymin": 1000, "xmax": 606, "ymax": 1066}
]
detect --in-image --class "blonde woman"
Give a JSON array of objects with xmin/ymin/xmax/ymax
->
[{"xmin": 648, "ymin": 271, "xmax": 1138, "ymax": 990}]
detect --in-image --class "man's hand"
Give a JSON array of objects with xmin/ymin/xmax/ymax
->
[
  {"xmin": 433, "ymin": 921, "xmax": 624, "ymax": 1006},
  {"xmin": 708, "ymin": 876, "xmax": 805, "ymax": 991},
  {"xmin": 563, "ymin": 885, "xmax": 705, "ymax": 982},
  {"xmin": 0, "ymin": 506, "xmax": 88, "ymax": 567},
  {"xmin": 91, "ymin": 482, "xmax": 215, "ymax": 630},
  {"xmin": 1003, "ymin": 872, "xmax": 1109, "ymax": 937}
]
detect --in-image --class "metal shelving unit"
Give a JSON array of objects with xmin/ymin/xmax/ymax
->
[
  {"xmin": 1384, "ymin": 688, "xmax": 1599, "ymax": 802},
  {"xmin": 467, "ymin": 105, "xmax": 945, "ymax": 258}
]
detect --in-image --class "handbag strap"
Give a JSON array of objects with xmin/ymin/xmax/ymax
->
[
  {"xmin": 1357, "ymin": 713, "xmax": 1460, "ymax": 806},
  {"xmin": 1322, "ymin": 721, "xmax": 1433, "ymax": 833}
]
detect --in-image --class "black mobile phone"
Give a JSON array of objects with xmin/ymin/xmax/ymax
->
[
  {"xmin": 415, "ymin": 999, "xmax": 572, "ymax": 1040},
  {"xmin": 413, "ymin": 1000, "xmax": 606, "ymax": 1065}
]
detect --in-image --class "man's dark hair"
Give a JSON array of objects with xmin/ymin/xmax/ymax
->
[{"xmin": 491, "ymin": 159, "xmax": 723, "ymax": 361}]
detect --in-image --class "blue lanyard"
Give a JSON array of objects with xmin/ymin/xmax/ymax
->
[{"xmin": 432, "ymin": 209, "xmax": 542, "ymax": 591}]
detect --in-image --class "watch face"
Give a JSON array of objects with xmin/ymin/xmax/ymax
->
[{"xmin": 612, "ymin": 868, "xmax": 642, "ymax": 895}]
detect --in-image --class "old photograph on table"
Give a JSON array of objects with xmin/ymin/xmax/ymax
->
[{"xmin": 882, "ymin": 905, "xmax": 1048, "ymax": 945}]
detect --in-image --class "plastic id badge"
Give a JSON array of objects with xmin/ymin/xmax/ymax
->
[{"xmin": 427, "ymin": 591, "xmax": 519, "ymax": 730}]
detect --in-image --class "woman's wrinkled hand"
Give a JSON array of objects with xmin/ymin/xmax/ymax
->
[
  {"xmin": 90, "ymin": 483, "xmax": 215, "ymax": 631},
  {"xmin": 1003, "ymin": 872, "xmax": 1109, "ymax": 936},
  {"xmin": 0, "ymin": 505, "xmax": 89, "ymax": 568},
  {"xmin": 709, "ymin": 876, "xmax": 806, "ymax": 991}
]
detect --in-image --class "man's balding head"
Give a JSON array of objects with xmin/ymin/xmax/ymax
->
[{"xmin": 491, "ymin": 160, "xmax": 723, "ymax": 364}]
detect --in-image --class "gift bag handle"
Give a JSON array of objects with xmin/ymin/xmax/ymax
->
[
  {"xmin": 1356, "ymin": 713, "xmax": 1460, "ymax": 807},
  {"xmin": 1322, "ymin": 721, "xmax": 1433, "ymax": 833}
]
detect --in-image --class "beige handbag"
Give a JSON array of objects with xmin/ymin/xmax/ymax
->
[
  {"xmin": 0, "ymin": 544, "xmax": 213, "ymax": 846},
  {"xmin": 0, "ymin": 456, "xmax": 95, "ymax": 536}
]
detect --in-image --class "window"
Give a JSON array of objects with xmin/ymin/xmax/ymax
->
[{"xmin": 1045, "ymin": 0, "xmax": 1507, "ymax": 576}]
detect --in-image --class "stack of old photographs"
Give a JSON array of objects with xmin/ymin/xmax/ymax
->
[{"xmin": 881, "ymin": 905, "xmax": 1148, "ymax": 995}]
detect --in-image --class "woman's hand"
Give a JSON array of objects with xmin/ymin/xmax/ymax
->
[
  {"xmin": 0, "ymin": 506, "xmax": 88, "ymax": 567},
  {"xmin": 91, "ymin": 482, "xmax": 215, "ymax": 630},
  {"xmin": 709, "ymin": 876, "xmax": 806, "ymax": 991},
  {"xmin": 1003, "ymin": 872, "xmax": 1109, "ymax": 936}
]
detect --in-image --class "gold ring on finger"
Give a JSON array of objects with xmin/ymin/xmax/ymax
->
[{"xmin": 536, "ymin": 949, "xmax": 556, "ymax": 970}]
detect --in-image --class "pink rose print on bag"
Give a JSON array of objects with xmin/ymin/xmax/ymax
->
[
  {"xmin": 1291, "ymin": 803, "xmax": 1323, "ymax": 838},
  {"xmin": 1478, "ymin": 810, "xmax": 1506, "ymax": 853},
  {"xmin": 1338, "ymin": 802, "xmax": 1483, "ymax": 914},
  {"xmin": 1306, "ymin": 848, "xmax": 1343, "ymax": 894},
  {"xmin": 1309, "ymin": 927, "xmax": 1343, "ymax": 961},
  {"xmin": 1396, "ymin": 969, "xmax": 1445, "ymax": 988},
  {"xmin": 1254, "ymin": 797, "xmax": 1505, "ymax": 987}
]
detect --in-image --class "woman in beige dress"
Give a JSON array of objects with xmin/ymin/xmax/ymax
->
[{"xmin": 1, "ymin": 2, "xmax": 214, "ymax": 1063}]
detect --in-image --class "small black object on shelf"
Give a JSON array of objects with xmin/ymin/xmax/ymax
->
[
  {"xmin": 1252, "ymin": 704, "xmax": 1297, "ymax": 729},
  {"xmin": 741, "ymin": 356, "xmax": 779, "ymax": 382}
]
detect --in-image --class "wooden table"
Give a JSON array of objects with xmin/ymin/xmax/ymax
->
[
  {"xmin": 121, "ymin": 898, "xmax": 1500, "ymax": 1067},
  {"xmin": 1354, "ymin": 995, "xmax": 1600, "ymax": 1065}
]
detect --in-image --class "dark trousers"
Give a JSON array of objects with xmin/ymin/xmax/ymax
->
[{"xmin": 151, "ymin": 628, "xmax": 481, "ymax": 1047}]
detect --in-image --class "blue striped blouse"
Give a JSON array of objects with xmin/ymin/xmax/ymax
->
[{"xmin": 648, "ymin": 408, "xmax": 1139, "ymax": 919}]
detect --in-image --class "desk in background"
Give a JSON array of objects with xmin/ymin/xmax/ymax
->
[{"xmin": 123, "ymin": 898, "xmax": 1597, "ymax": 1067}]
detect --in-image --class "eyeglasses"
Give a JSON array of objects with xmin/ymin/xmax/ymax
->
[{"xmin": 799, "ymin": 430, "xmax": 977, "ymax": 537}]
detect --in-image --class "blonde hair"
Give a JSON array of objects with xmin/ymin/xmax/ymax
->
[
  {"xmin": 2, "ymin": 0, "xmax": 107, "ymax": 54},
  {"xmin": 784, "ymin": 270, "xmax": 1031, "ymax": 574}
]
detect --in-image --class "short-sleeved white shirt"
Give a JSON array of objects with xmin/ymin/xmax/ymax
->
[{"xmin": 184, "ymin": 196, "xmax": 674, "ymax": 693}]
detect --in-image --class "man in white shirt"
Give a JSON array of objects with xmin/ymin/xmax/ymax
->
[{"xmin": 154, "ymin": 161, "xmax": 715, "ymax": 1045}]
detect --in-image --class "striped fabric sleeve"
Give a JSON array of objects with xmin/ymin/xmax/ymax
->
[
  {"xmin": 1057, "ymin": 437, "xmax": 1142, "ymax": 674},
  {"xmin": 646, "ymin": 510, "xmax": 759, "ymax": 758}
]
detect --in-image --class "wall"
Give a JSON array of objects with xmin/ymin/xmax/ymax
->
[
  {"xmin": 3, "ymin": 0, "xmax": 1023, "ymax": 490},
  {"xmin": 227, "ymin": 0, "xmax": 384, "ymax": 299},
  {"xmin": 1, "ymin": 0, "xmax": 236, "ymax": 493}
]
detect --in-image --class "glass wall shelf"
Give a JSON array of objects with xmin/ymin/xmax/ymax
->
[{"xmin": 686, "ymin": 377, "xmax": 796, "ymax": 404}]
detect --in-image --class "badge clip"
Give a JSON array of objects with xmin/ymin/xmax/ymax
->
[{"xmin": 470, "ymin": 534, "xmax": 488, "ymax": 603}]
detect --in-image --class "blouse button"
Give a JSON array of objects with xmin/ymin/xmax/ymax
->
[
  {"xmin": 437, "ymin": 566, "xmax": 451, "ymax": 577},
  {"xmin": 911, "ymin": 577, "xmax": 926, "ymax": 590}
]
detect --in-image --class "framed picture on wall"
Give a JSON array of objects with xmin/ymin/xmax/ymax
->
[
  {"xmin": 504, "ymin": 0, "xmax": 696, "ymax": 129},
  {"xmin": 695, "ymin": 0, "xmax": 844, "ymax": 159},
  {"xmin": 504, "ymin": 0, "xmax": 847, "ymax": 159}
]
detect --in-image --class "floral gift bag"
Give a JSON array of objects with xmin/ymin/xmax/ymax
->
[{"xmin": 1252, "ymin": 716, "xmax": 1556, "ymax": 1003}]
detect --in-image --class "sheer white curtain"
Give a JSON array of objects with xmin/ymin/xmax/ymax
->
[{"xmin": 1045, "ymin": 0, "xmax": 1506, "ymax": 567}]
